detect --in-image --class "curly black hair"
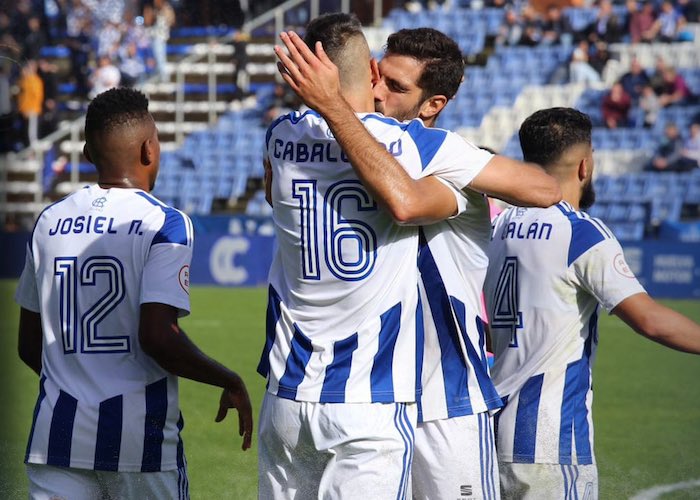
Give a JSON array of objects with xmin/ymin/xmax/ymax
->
[
  {"xmin": 385, "ymin": 28, "xmax": 465, "ymax": 101},
  {"xmin": 84, "ymin": 87, "xmax": 150, "ymax": 142},
  {"xmin": 519, "ymin": 107, "xmax": 592, "ymax": 167}
]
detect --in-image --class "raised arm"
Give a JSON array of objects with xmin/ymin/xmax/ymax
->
[
  {"xmin": 612, "ymin": 293, "xmax": 700, "ymax": 354},
  {"xmin": 275, "ymin": 31, "xmax": 457, "ymax": 225},
  {"xmin": 469, "ymin": 155, "xmax": 562, "ymax": 208},
  {"xmin": 139, "ymin": 302, "xmax": 254, "ymax": 450}
]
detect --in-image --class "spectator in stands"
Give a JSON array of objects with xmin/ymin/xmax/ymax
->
[
  {"xmin": 647, "ymin": 123, "xmax": 695, "ymax": 172},
  {"xmin": 681, "ymin": 122, "xmax": 700, "ymax": 168},
  {"xmin": 119, "ymin": 41, "xmax": 147, "ymax": 87},
  {"xmin": 541, "ymin": 4, "xmax": 575, "ymax": 46},
  {"xmin": 620, "ymin": 56, "xmax": 650, "ymax": 103},
  {"xmin": 518, "ymin": 5, "xmax": 543, "ymax": 47},
  {"xmin": 0, "ymin": 62, "xmax": 13, "ymax": 153},
  {"xmin": 677, "ymin": 0, "xmax": 699, "ymax": 23},
  {"xmin": 37, "ymin": 59, "xmax": 59, "ymax": 138},
  {"xmin": 96, "ymin": 19, "xmax": 123, "ymax": 59},
  {"xmin": 22, "ymin": 16, "xmax": 47, "ymax": 62},
  {"xmin": 648, "ymin": 55, "xmax": 670, "ymax": 94},
  {"xmin": 10, "ymin": 0, "xmax": 32, "ymax": 42},
  {"xmin": 602, "ymin": 82, "xmax": 632, "ymax": 128},
  {"xmin": 88, "ymin": 55, "xmax": 121, "ymax": 100},
  {"xmin": 147, "ymin": 0, "xmax": 176, "ymax": 81},
  {"xmin": 585, "ymin": 0, "xmax": 623, "ymax": 44},
  {"xmin": 639, "ymin": 84, "xmax": 661, "ymax": 127},
  {"xmin": 627, "ymin": 0, "xmax": 656, "ymax": 44},
  {"xmin": 588, "ymin": 40, "xmax": 610, "ymax": 75},
  {"xmin": 658, "ymin": 66, "xmax": 693, "ymax": 107},
  {"xmin": 17, "ymin": 60, "xmax": 44, "ymax": 147},
  {"xmin": 649, "ymin": 0, "xmax": 686, "ymax": 42},
  {"xmin": 569, "ymin": 40, "xmax": 601, "ymax": 84},
  {"xmin": 496, "ymin": 7, "xmax": 525, "ymax": 47},
  {"xmin": 66, "ymin": 16, "xmax": 92, "ymax": 98},
  {"xmin": 261, "ymin": 82, "xmax": 300, "ymax": 127}
]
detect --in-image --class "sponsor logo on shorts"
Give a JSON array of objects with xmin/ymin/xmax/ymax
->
[{"xmin": 459, "ymin": 484, "xmax": 473, "ymax": 496}]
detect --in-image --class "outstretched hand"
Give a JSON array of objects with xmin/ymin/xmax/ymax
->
[
  {"xmin": 215, "ymin": 375, "xmax": 254, "ymax": 451},
  {"xmin": 274, "ymin": 31, "xmax": 342, "ymax": 113}
]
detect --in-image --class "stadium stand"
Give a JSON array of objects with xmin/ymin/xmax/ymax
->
[{"xmin": 1, "ymin": 0, "xmax": 698, "ymax": 243}]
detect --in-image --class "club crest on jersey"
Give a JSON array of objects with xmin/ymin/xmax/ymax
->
[
  {"xmin": 179, "ymin": 265, "xmax": 190, "ymax": 294},
  {"xmin": 92, "ymin": 196, "xmax": 107, "ymax": 210}
]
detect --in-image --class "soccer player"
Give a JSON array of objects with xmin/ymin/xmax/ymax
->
[
  {"xmin": 483, "ymin": 107, "xmax": 700, "ymax": 499},
  {"xmin": 276, "ymin": 26, "xmax": 560, "ymax": 500},
  {"xmin": 270, "ymin": 20, "xmax": 560, "ymax": 500},
  {"xmin": 15, "ymin": 87, "xmax": 253, "ymax": 499}
]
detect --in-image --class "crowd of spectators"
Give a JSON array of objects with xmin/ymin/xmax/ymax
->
[{"xmin": 0, "ymin": 0, "xmax": 178, "ymax": 152}]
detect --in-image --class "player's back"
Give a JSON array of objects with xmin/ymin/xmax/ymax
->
[
  {"xmin": 484, "ymin": 201, "xmax": 642, "ymax": 465},
  {"xmin": 417, "ymin": 188, "xmax": 502, "ymax": 421},
  {"xmin": 19, "ymin": 185, "xmax": 192, "ymax": 471},
  {"xmin": 261, "ymin": 110, "xmax": 476, "ymax": 404}
]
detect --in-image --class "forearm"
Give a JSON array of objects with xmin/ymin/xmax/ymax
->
[
  {"xmin": 322, "ymin": 100, "xmax": 455, "ymax": 223},
  {"xmin": 142, "ymin": 323, "xmax": 242, "ymax": 390}
]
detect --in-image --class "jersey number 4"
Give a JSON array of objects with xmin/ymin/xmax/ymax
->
[
  {"xmin": 492, "ymin": 256, "xmax": 523, "ymax": 348},
  {"xmin": 293, "ymin": 179, "xmax": 377, "ymax": 281},
  {"xmin": 54, "ymin": 256, "xmax": 130, "ymax": 354}
]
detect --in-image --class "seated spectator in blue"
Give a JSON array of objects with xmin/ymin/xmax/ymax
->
[
  {"xmin": 650, "ymin": 0, "xmax": 686, "ymax": 42},
  {"xmin": 681, "ymin": 122, "xmax": 700, "ymax": 169},
  {"xmin": 602, "ymin": 83, "xmax": 632, "ymax": 128},
  {"xmin": 569, "ymin": 40, "xmax": 601, "ymax": 84},
  {"xmin": 585, "ymin": 0, "xmax": 623, "ymax": 44},
  {"xmin": 678, "ymin": 0, "xmax": 699, "ymax": 22},
  {"xmin": 620, "ymin": 57, "xmax": 650, "ymax": 103},
  {"xmin": 119, "ymin": 41, "xmax": 147, "ymax": 87},
  {"xmin": 658, "ymin": 66, "xmax": 693, "ymax": 107},
  {"xmin": 647, "ymin": 123, "xmax": 696, "ymax": 172},
  {"xmin": 496, "ymin": 7, "xmax": 524, "ymax": 47}
]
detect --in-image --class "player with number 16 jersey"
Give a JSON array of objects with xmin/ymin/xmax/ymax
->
[{"xmin": 258, "ymin": 110, "xmax": 492, "ymax": 404}]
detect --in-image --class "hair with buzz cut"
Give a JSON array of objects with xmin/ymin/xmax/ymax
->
[
  {"xmin": 85, "ymin": 87, "xmax": 150, "ymax": 143},
  {"xmin": 303, "ymin": 12, "xmax": 363, "ymax": 61},
  {"xmin": 385, "ymin": 28, "xmax": 464, "ymax": 101},
  {"xmin": 519, "ymin": 107, "xmax": 592, "ymax": 167}
]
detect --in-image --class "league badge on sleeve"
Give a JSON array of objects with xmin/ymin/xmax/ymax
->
[
  {"xmin": 179, "ymin": 265, "xmax": 190, "ymax": 294},
  {"xmin": 613, "ymin": 253, "xmax": 635, "ymax": 279}
]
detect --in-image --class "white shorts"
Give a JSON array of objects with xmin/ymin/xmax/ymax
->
[
  {"xmin": 499, "ymin": 462, "xmax": 597, "ymax": 500},
  {"xmin": 258, "ymin": 392, "xmax": 417, "ymax": 500},
  {"xmin": 413, "ymin": 413, "xmax": 500, "ymax": 500},
  {"xmin": 26, "ymin": 463, "xmax": 189, "ymax": 500}
]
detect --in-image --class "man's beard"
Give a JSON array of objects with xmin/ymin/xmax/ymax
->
[
  {"xmin": 580, "ymin": 178, "xmax": 596, "ymax": 209},
  {"xmin": 374, "ymin": 101, "xmax": 423, "ymax": 122}
]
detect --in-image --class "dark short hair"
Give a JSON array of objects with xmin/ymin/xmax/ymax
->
[
  {"xmin": 385, "ymin": 28, "xmax": 464, "ymax": 101},
  {"xmin": 519, "ymin": 107, "xmax": 592, "ymax": 166},
  {"xmin": 303, "ymin": 12, "xmax": 363, "ymax": 62},
  {"xmin": 85, "ymin": 87, "xmax": 150, "ymax": 143}
]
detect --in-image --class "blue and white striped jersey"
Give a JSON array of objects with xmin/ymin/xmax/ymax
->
[
  {"xmin": 258, "ymin": 110, "xmax": 491, "ymax": 404},
  {"xmin": 15, "ymin": 186, "xmax": 193, "ymax": 472},
  {"xmin": 417, "ymin": 188, "xmax": 503, "ymax": 422},
  {"xmin": 483, "ymin": 202, "xmax": 645, "ymax": 465}
]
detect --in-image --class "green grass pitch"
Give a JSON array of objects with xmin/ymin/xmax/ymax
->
[{"xmin": 1, "ymin": 281, "xmax": 699, "ymax": 499}]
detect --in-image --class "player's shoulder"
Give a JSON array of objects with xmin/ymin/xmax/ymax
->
[
  {"xmin": 133, "ymin": 191, "xmax": 194, "ymax": 247},
  {"xmin": 554, "ymin": 202, "xmax": 617, "ymax": 265},
  {"xmin": 265, "ymin": 109, "xmax": 322, "ymax": 142}
]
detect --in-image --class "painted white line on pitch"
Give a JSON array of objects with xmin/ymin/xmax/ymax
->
[{"xmin": 630, "ymin": 479, "xmax": 700, "ymax": 500}]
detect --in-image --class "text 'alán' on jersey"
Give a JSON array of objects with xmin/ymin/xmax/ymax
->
[
  {"xmin": 484, "ymin": 201, "xmax": 645, "ymax": 465},
  {"xmin": 15, "ymin": 186, "xmax": 194, "ymax": 472},
  {"xmin": 258, "ymin": 110, "xmax": 491, "ymax": 404}
]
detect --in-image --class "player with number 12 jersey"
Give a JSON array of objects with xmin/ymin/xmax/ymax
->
[{"xmin": 15, "ymin": 186, "xmax": 193, "ymax": 472}]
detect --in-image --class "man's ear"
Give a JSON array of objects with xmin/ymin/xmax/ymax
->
[
  {"xmin": 370, "ymin": 58, "xmax": 380, "ymax": 87},
  {"xmin": 419, "ymin": 95, "xmax": 448, "ymax": 123},
  {"xmin": 141, "ymin": 139, "xmax": 153, "ymax": 166},
  {"xmin": 578, "ymin": 156, "xmax": 589, "ymax": 182}
]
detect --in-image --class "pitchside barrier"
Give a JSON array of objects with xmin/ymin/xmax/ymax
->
[{"xmin": 2, "ymin": 215, "xmax": 699, "ymax": 298}]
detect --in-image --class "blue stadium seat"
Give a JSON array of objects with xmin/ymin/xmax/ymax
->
[{"xmin": 607, "ymin": 221, "xmax": 645, "ymax": 241}]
